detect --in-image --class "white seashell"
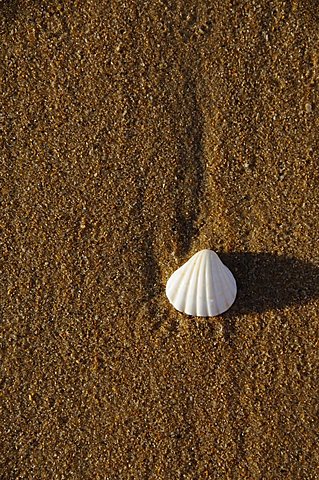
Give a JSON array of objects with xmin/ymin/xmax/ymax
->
[{"xmin": 166, "ymin": 249, "xmax": 237, "ymax": 317}]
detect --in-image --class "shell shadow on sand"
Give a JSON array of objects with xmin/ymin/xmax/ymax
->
[{"xmin": 219, "ymin": 252, "xmax": 319, "ymax": 316}]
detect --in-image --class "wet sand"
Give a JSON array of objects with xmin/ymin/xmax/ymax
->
[{"xmin": 1, "ymin": 1, "xmax": 319, "ymax": 478}]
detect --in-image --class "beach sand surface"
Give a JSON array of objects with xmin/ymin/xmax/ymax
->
[{"xmin": 1, "ymin": 1, "xmax": 319, "ymax": 478}]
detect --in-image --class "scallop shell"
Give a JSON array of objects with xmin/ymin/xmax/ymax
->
[{"xmin": 166, "ymin": 249, "xmax": 237, "ymax": 317}]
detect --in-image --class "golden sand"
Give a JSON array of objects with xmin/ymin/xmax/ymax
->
[{"xmin": 1, "ymin": 1, "xmax": 318, "ymax": 478}]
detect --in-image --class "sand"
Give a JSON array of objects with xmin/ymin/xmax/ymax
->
[{"xmin": 1, "ymin": 1, "xmax": 318, "ymax": 478}]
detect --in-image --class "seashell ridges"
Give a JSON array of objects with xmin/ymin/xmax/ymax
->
[{"xmin": 166, "ymin": 249, "xmax": 237, "ymax": 317}]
